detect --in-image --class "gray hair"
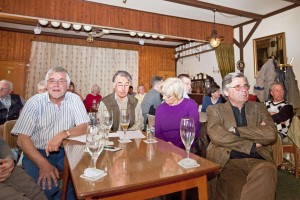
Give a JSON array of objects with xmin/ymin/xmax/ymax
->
[
  {"xmin": 269, "ymin": 82, "xmax": 284, "ymax": 93},
  {"xmin": 0, "ymin": 80, "xmax": 13, "ymax": 91},
  {"xmin": 37, "ymin": 80, "xmax": 46, "ymax": 90},
  {"xmin": 45, "ymin": 67, "xmax": 71, "ymax": 87},
  {"xmin": 112, "ymin": 71, "xmax": 132, "ymax": 86},
  {"xmin": 161, "ymin": 77, "xmax": 183, "ymax": 99},
  {"xmin": 150, "ymin": 76, "xmax": 163, "ymax": 88},
  {"xmin": 91, "ymin": 84, "xmax": 100, "ymax": 93},
  {"xmin": 222, "ymin": 72, "xmax": 248, "ymax": 97}
]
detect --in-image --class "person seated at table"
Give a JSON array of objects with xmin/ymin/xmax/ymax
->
[
  {"xmin": 155, "ymin": 77, "xmax": 200, "ymax": 150},
  {"xmin": 0, "ymin": 136, "xmax": 47, "ymax": 200},
  {"xmin": 206, "ymin": 72, "xmax": 278, "ymax": 200},
  {"xmin": 135, "ymin": 84, "xmax": 146, "ymax": 103},
  {"xmin": 177, "ymin": 73, "xmax": 192, "ymax": 99},
  {"xmin": 37, "ymin": 80, "xmax": 47, "ymax": 94},
  {"xmin": 141, "ymin": 76, "xmax": 163, "ymax": 130},
  {"xmin": 11, "ymin": 67, "xmax": 89, "ymax": 200},
  {"xmin": 201, "ymin": 84, "xmax": 224, "ymax": 112},
  {"xmin": 128, "ymin": 86, "xmax": 136, "ymax": 97},
  {"xmin": 97, "ymin": 70, "xmax": 144, "ymax": 132},
  {"xmin": 84, "ymin": 84, "xmax": 102, "ymax": 112},
  {"xmin": 68, "ymin": 81, "xmax": 83, "ymax": 100},
  {"xmin": 264, "ymin": 82, "xmax": 294, "ymax": 138}
]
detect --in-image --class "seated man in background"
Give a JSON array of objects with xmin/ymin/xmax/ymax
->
[
  {"xmin": 177, "ymin": 74, "xmax": 192, "ymax": 99},
  {"xmin": 98, "ymin": 70, "xmax": 144, "ymax": 132},
  {"xmin": 141, "ymin": 76, "xmax": 163, "ymax": 130},
  {"xmin": 0, "ymin": 80, "xmax": 25, "ymax": 136},
  {"xmin": 0, "ymin": 136, "xmax": 47, "ymax": 200},
  {"xmin": 265, "ymin": 82, "xmax": 294, "ymax": 138},
  {"xmin": 12, "ymin": 67, "xmax": 89, "ymax": 200},
  {"xmin": 135, "ymin": 84, "xmax": 146, "ymax": 103},
  {"xmin": 207, "ymin": 72, "xmax": 278, "ymax": 200}
]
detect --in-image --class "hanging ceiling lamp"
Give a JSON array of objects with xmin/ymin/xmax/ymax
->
[{"xmin": 207, "ymin": 9, "xmax": 224, "ymax": 48}]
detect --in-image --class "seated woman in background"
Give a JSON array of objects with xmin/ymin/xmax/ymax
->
[
  {"xmin": 68, "ymin": 81, "xmax": 83, "ymax": 100},
  {"xmin": 84, "ymin": 84, "xmax": 102, "ymax": 112},
  {"xmin": 201, "ymin": 84, "xmax": 224, "ymax": 112},
  {"xmin": 155, "ymin": 77, "xmax": 200, "ymax": 150}
]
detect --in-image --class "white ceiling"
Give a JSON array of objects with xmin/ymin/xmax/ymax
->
[{"xmin": 85, "ymin": 0, "xmax": 294, "ymax": 26}]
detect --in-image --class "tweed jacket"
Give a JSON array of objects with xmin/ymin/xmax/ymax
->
[{"xmin": 206, "ymin": 101, "xmax": 279, "ymax": 168}]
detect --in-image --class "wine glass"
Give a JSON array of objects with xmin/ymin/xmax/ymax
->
[
  {"xmin": 88, "ymin": 112, "xmax": 97, "ymax": 126},
  {"xmin": 85, "ymin": 125, "xmax": 106, "ymax": 176},
  {"xmin": 179, "ymin": 117, "xmax": 197, "ymax": 166},
  {"xmin": 120, "ymin": 109, "xmax": 130, "ymax": 142},
  {"xmin": 100, "ymin": 110, "xmax": 113, "ymax": 141}
]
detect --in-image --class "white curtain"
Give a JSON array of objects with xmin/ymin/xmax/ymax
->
[{"xmin": 26, "ymin": 41, "xmax": 138, "ymax": 99}]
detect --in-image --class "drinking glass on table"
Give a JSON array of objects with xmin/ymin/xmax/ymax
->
[
  {"xmin": 100, "ymin": 110, "xmax": 113, "ymax": 140},
  {"xmin": 88, "ymin": 112, "xmax": 97, "ymax": 126},
  {"xmin": 85, "ymin": 125, "xmax": 106, "ymax": 176},
  {"xmin": 179, "ymin": 117, "xmax": 197, "ymax": 166},
  {"xmin": 120, "ymin": 109, "xmax": 130, "ymax": 142}
]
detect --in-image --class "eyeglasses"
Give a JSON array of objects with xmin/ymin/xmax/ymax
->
[
  {"xmin": 0, "ymin": 87, "xmax": 10, "ymax": 91},
  {"xmin": 47, "ymin": 79, "xmax": 67, "ymax": 85},
  {"xmin": 117, "ymin": 83, "xmax": 130, "ymax": 88},
  {"xmin": 229, "ymin": 84, "xmax": 250, "ymax": 91}
]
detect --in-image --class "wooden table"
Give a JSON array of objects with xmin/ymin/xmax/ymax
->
[{"xmin": 62, "ymin": 136, "xmax": 220, "ymax": 200}]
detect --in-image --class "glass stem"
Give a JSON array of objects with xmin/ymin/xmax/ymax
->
[
  {"xmin": 186, "ymin": 148, "xmax": 190, "ymax": 158},
  {"xmin": 124, "ymin": 130, "xmax": 126, "ymax": 141},
  {"xmin": 92, "ymin": 156, "xmax": 97, "ymax": 170}
]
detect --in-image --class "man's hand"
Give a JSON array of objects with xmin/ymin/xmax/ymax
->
[
  {"xmin": 37, "ymin": 161, "xmax": 59, "ymax": 190},
  {"xmin": 0, "ymin": 158, "xmax": 14, "ymax": 182},
  {"xmin": 45, "ymin": 133, "xmax": 65, "ymax": 156}
]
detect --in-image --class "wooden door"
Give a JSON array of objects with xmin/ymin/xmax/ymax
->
[{"xmin": 0, "ymin": 61, "xmax": 27, "ymax": 98}]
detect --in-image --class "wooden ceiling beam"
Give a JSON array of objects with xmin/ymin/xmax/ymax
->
[{"xmin": 164, "ymin": 0, "xmax": 263, "ymax": 19}]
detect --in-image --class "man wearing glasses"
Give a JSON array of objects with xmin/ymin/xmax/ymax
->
[
  {"xmin": 177, "ymin": 74, "xmax": 191, "ymax": 99},
  {"xmin": 206, "ymin": 72, "xmax": 279, "ymax": 200},
  {"xmin": 98, "ymin": 70, "xmax": 144, "ymax": 132},
  {"xmin": 12, "ymin": 67, "xmax": 89, "ymax": 200}
]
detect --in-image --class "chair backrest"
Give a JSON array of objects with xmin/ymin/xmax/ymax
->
[
  {"xmin": 147, "ymin": 114, "xmax": 155, "ymax": 127},
  {"xmin": 3, "ymin": 120, "xmax": 18, "ymax": 148}
]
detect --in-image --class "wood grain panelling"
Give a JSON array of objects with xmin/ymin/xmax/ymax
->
[
  {"xmin": 0, "ymin": 30, "xmax": 174, "ymax": 92},
  {"xmin": 0, "ymin": 0, "xmax": 233, "ymax": 43}
]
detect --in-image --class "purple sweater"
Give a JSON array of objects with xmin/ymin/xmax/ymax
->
[{"xmin": 155, "ymin": 98, "xmax": 200, "ymax": 149}]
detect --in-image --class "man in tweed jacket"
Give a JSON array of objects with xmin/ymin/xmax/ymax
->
[{"xmin": 207, "ymin": 72, "xmax": 279, "ymax": 200}]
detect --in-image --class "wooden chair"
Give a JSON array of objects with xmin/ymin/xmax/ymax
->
[
  {"xmin": 282, "ymin": 142, "xmax": 299, "ymax": 178},
  {"xmin": 282, "ymin": 115, "xmax": 300, "ymax": 178},
  {"xmin": 3, "ymin": 120, "xmax": 18, "ymax": 148}
]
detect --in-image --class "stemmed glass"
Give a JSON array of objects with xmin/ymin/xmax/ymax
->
[
  {"xmin": 100, "ymin": 110, "xmax": 113, "ymax": 141},
  {"xmin": 179, "ymin": 117, "xmax": 197, "ymax": 166},
  {"xmin": 85, "ymin": 125, "xmax": 106, "ymax": 176},
  {"xmin": 88, "ymin": 112, "xmax": 97, "ymax": 126},
  {"xmin": 120, "ymin": 109, "xmax": 130, "ymax": 142}
]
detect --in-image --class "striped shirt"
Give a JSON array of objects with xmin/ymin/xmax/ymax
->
[{"xmin": 12, "ymin": 92, "xmax": 89, "ymax": 149}]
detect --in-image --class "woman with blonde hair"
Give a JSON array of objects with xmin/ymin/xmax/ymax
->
[
  {"xmin": 155, "ymin": 77, "xmax": 200, "ymax": 150},
  {"xmin": 84, "ymin": 84, "xmax": 102, "ymax": 112}
]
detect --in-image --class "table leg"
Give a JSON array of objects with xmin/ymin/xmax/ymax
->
[
  {"xmin": 61, "ymin": 154, "xmax": 70, "ymax": 200},
  {"xmin": 197, "ymin": 175, "xmax": 208, "ymax": 200}
]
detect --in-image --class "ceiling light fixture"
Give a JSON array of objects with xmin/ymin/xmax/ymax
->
[
  {"xmin": 73, "ymin": 24, "xmax": 82, "ymax": 31},
  {"xmin": 83, "ymin": 25, "xmax": 92, "ymax": 32},
  {"xmin": 38, "ymin": 19, "xmax": 48, "ymax": 26},
  {"xmin": 62, "ymin": 23, "xmax": 71, "ymax": 29},
  {"xmin": 207, "ymin": 9, "xmax": 224, "ymax": 48},
  {"xmin": 50, "ymin": 21, "xmax": 60, "ymax": 28}
]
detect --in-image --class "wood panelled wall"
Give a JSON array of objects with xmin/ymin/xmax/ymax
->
[
  {"xmin": 0, "ymin": 0, "xmax": 233, "ymax": 43},
  {"xmin": 0, "ymin": 30, "xmax": 175, "ymax": 91}
]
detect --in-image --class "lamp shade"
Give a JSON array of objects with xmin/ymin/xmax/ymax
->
[
  {"xmin": 62, "ymin": 23, "xmax": 71, "ymax": 29},
  {"xmin": 73, "ymin": 24, "xmax": 82, "ymax": 30},
  {"xmin": 38, "ymin": 19, "xmax": 48, "ymax": 26},
  {"xmin": 209, "ymin": 36, "xmax": 222, "ymax": 48},
  {"xmin": 51, "ymin": 21, "xmax": 60, "ymax": 27}
]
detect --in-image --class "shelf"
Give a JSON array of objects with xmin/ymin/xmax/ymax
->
[{"xmin": 176, "ymin": 48, "xmax": 215, "ymax": 60}]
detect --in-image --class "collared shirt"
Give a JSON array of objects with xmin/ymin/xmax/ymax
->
[
  {"xmin": 182, "ymin": 91, "xmax": 190, "ymax": 99},
  {"xmin": 98, "ymin": 93, "xmax": 144, "ymax": 131},
  {"xmin": 12, "ymin": 92, "xmax": 89, "ymax": 149}
]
